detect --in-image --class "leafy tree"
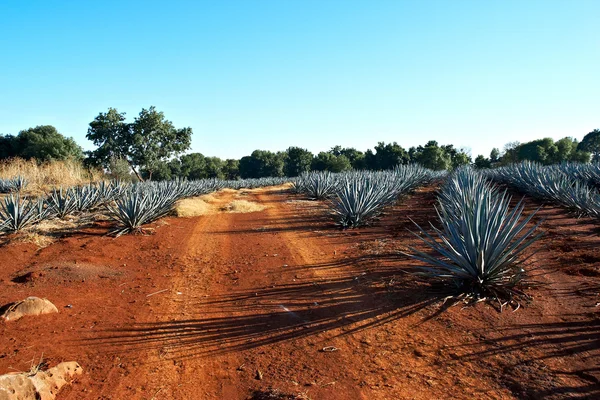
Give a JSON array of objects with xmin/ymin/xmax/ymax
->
[
  {"xmin": 142, "ymin": 160, "xmax": 172, "ymax": 181},
  {"xmin": 552, "ymin": 137, "xmax": 590, "ymax": 163},
  {"xmin": 0, "ymin": 134, "xmax": 19, "ymax": 159},
  {"xmin": 474, "ymin": 155, "xmax": 491, "ymax": 169},
  {"xmin": 108, "ymin": 156, "xmax": 135, "ymax": 181},
  {"xmin": 311, "ymin": 152, "xmax": 351, "ymax": 172},
  {"xmin": 413, "ymin": 141, "xmax": 451, "ymax": 170},
  {"xmin": 179, "ymin": 153, "xmax": 206, "ymax": 180},
  {"xmin": 0, "ymin": 126, "xmax": 83, "ymax": 161},
  {"xmin": 499, "ymin": 141, "xmax": 520, "ymax": 165},
  {"xmin": 86, "ymin": 106, "xmax": 192, "ymax": 181},
  {"xmin": 284, "ymin": 147, "xmax": 313, "ymax": 177},
  {"xmin": 490, "ymin": 148, "xmax": 500, "ymax": 163},
  {"xmin": 86, "ymin": 108, "xmax": 129, "ymax": 167},
  {"xmin": 578, "ymin": 129, "xmax": 600, "ymax": 162},
  {"xmin": 516, "ymin": 138, "xmax": 556, "ymax": 164},
  {"xmin": 204, "ymin": 157, "xmax": 225, "ymax": 179},
  {"xmin": 223, "ymin": 159, "xmax": 240, "ymax": 180},
  {"xmin": 372, "ymin": 142, "xmax": 409, "ymax": 169},
  {"xmin": 330, "ymin": 146, "xmax": 364, "ymax": 169},
  {"xmin": 364, "ymin": 149, "xmax": 377, "ymax": 170},
  {"xmin": 442, "ymin": 144, "xmax": 471, "ymax": 169},
  {"xmin": 239, "ymin": 150, "xmax": 284, "ymax": 178}
]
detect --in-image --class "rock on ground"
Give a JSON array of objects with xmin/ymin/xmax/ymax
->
[
  {"xmin": 0, "ymin": 362, "xmax": 82, "ymax": 400},
  {"xmin": 1, "ymin": 297, "xmax": 58, "ymax": 321}
]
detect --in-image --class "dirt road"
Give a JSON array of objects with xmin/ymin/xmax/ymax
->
[{"xmin": 1, "ymin": 186, "xmax": 599, "ymax": 399}]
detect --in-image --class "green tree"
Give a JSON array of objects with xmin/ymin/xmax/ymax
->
[
  {"xmin": 578, "ymin": 129, "xmax": 600, "ymax": 162},
  {"xmin": 330, "ymin": 146, "xmax": 364, "ymax": 169},
  {"xmin": 372, "ymin": 142, "xmax": 409, "ymax": 169},
  {"xmin": 179, "ymin": 153, "xmax": 206, "ymax": 179},
  {"xmin": 284, "ymin": 147, "xmax": 313, "ymax": 177},
  {"xmin": 86, "ymin": 107, "xmax": 192, "ymax": 181},
  {"xmin": 0, "ymin": 134, "xmax": 19, "ymax": 159},
  {"xmin": 311, "ymin": 152, "xmax": 351, "ymax": 172},
  {"xmin": 204, "ymin": 157, "xmax": 225, "ymax": 179},
  {"xmin": 108, "ymin": 156, "xmax": 135, "ymax": 181},
  {"xmin": 474, "ymin": 155, "xmax": 491, "ymax": 169},
  {"xmin": 442, "ymin": 144, "xmax": 471, "ymax": 169},
  {"xmin": 222, "ymin": 159, "xmax": 240, "ymax": 180},
  {"xmin": 490, "ymin": 148, "xmax": 500, "ymax": 163},
  {"xmin": 239, "ymin": 150, "xmax": 284, "ymax": 178},
  {"xmin": 413, "ymin": 141, "xmax": 451, "ymax": 170},
  {"xmin": 5, "ymin": 126, "xmax": 83, "ymax": 161}
]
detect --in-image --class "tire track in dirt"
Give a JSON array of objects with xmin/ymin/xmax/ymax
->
[{"xmin": 95, "ymin": 187, "xmax": 368, "ymax": 399}]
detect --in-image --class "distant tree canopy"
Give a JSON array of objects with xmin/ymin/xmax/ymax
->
[
  {"xmin": 578, "ymin": 129, "xmax": 600, "ymax": 163},
  {"xmin": 475, "ymin": 137, "xmax": 590, "ymax": 168},
  {"xmin": 86, "ymin": 107, "xmax": 192, "ymax": 181},
  {"xmin": 283, "ymin": 147, "xmax": 313, "ymax": 177},
  {"xmin": 0, "ymin": 126, "xmax": 83, "ymax": 162},
  {"xmin": 239, "ymin": 150, "xmax": 285, "ymax": 179}
]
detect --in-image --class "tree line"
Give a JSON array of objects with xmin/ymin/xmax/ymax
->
[{"xmin": 1, "ymin": 106, "xmax": 599, "ymax": 181}]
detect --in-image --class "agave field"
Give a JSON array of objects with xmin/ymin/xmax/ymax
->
[
  {"xmin": 1, "ymin": 163, "xmax": 599, "ymax": 399},
  {"xmin": 489, "ymin": 162, "xmax": 600, "ymax": 219},
  {"xmin": 0, "ymin": 176, "xmax": 290, "ymax": 236}
]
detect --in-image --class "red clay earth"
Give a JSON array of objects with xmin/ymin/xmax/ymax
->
[{"xmin": 0, "ymin": 186, "xmax": 599, "ymax": 399}]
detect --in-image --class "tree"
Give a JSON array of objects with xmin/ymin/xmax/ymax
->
[
  {"xmin": 1, "ymin": 126, "xmax": 83, "ymax": 161},
  {"xmin": 86, "ymin": 106, "xmax": 192, "ymax": 181},
  {"xmin": 108, "ymin": 156, "xmax": 135, "ymax": 181},
  {"xmin": 499, "ymin": 141, "xmax": 520, "ymax": 165},
  {"xmin": 490, "ymin": 148, "xmax": 500, "ymax": 163},
  {"xmin": 330, "ymin": 146, "xmax": 364, "ymax": 169},
  {"xmin": 311, "ymin": 152, "xmax": 351, "ymax": 172},
  {"xmin": 442, "ymin": 144, "xmax": 471, "ymax": 169},
  {"xmin": 222, "ymin": 159, "xmax": 240, "ymax": 180},
  {"xmin": 0, "ymin": 134, "xmax": 19, "ymax": 159},
  {"xmin": 413, "ymin": 141, "xmax": 451, "ymax": 170},
  {"xmin": 578, "ymin": 129, "xmax": 600, "ymax": 162},
  {"xmin": 284, "ymin": 147, "xmax": 313, "ymax": 177},
  {"xmin": 179, "ymin": 153, "xmax": 206, "ymax": 179},
  {"xmin": 204, "ymin": 157, "xmax": 225, "ymax": 179},
  {"xmin": 239, "ymin": 150, "xmax": 284, "ymax": 178},
  {"xmin": 85, "ymin": 108, "xmax": 129, "ymax": 167},
  {"xmin": 372, "ymin": 142, "xmax": 409, "ymax": 169},
  {"xmin": 474, "ymin": 155, "xmax": 491, "ymax": 169}
]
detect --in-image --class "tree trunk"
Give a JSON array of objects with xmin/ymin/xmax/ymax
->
[{"xmin": 127, "ymin": 160, "xmax": 144, "ymax": 182}]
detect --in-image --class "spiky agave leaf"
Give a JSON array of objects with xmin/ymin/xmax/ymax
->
[
  {"xmin": 0, "ymin": 194, "xmax": 48, "ymax": 233},
  {"xmin": 331, "ymin": 166, "xmax": 436, "ymax": 228},
  {"xmin": 405, "ymin": 169, "xmax": 542, "ymax": 306},
  {"xmin": 106, "ymin": 185, "xmax": 178, "ymax": 236},
  {"xmin": 489, "ymin": 162, "xmax": 600, "ymax": 219},
  {"xmin": 46, "ymin": 187, "xmax": 79, "ymax": 219}
]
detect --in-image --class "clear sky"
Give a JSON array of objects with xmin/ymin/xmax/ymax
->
[{"xmin": 1, "ymin": 0, "xmax": 598, "ymax": 159}]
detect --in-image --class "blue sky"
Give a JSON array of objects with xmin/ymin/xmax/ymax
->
[{"xmin": 1, "ymin": 0, "xmax": 598, "ymax": 159}]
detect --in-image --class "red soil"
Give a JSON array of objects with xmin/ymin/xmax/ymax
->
[{"xmin": 0, "ymin": 186, "xmax": 598, "ymax": 399}]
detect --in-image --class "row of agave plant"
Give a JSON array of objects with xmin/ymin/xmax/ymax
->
[
  {"xmin": 488, "ymin": 162, "xmax": 600, "ymax": 219},
  {"xmin": 105, "ymin": 176, "xmax": 291, "ymax": 236},
  {"xmin": 0, "ymin": 176, "xmax": 290, "ymax": 237},
  {"xmin": 0, "ymin": 176, "xmax": 28, "ymax": 193},
  {"xmin": 293, "ymin": 165, "xmax": 442, "ymax": 228},
  {"xmin": 406, "ymin": 168, "xmax": 543, "ymax": 308},
  {"xmin": 0, "ymin": 180, "xmax": 126, "ymax": 233}
]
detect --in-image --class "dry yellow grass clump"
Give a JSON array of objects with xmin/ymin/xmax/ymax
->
[
  {"xmin": 221, "ymin": 200, "xmax": 266, "ymax": 213},
  {"xmin": 0, "ymin": 158, "xmax": 104, "ymax": 194},
  {"xmin": 175, "ymin": 197, "xmax": 216, "ymax": 217}
]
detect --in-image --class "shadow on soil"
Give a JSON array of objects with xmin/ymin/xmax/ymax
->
[
  {"xmin": 89, "ymin": 258, "xmax": 452, "ymax": 359},
  {"xmin": 91, "ymin": 186, "xmax": 600, "ymax": 399}
]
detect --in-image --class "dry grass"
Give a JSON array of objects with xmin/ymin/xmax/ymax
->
[
  {"xmin": 1, "ymin": 217, "xmax": 85, "ymax": 248},
  {"xmin": 221, "ymin": 200, "xmax": 266, "ymax": 213},
  {"xmin": 0, "ymin": 158, "xmax": 105, "ymax": 195},
  {"xmin": 175, "ymin": 196, "xmax": 217, "ymax": 217}
]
